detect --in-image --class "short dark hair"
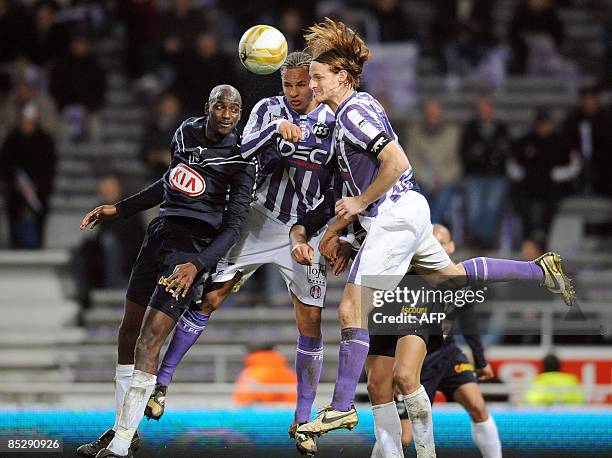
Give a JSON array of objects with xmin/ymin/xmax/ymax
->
[{"xmin": 280, "ymin": 51, "xmax": 312, "ymax": 74}]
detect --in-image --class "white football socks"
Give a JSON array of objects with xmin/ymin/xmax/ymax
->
[
  {"xmin": 108, "ymin": 370, "xmax": 156, "ymax": 456},
  {"xmin": 371, "ymin": 401, "xmax": 404, "ymax": 457},
  {"xmin": 471, "ymin": 416, "xmax": 502, "ymax": 458},
  {"xmin": 403, "ymin": 386, "xmax": 436, "ymax": 458},
  {"xmin": 113, "ymin": 364, "xmax": 134, "ymax": 432}
]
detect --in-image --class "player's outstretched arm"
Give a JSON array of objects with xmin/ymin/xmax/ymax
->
[
  {"xmin": 80, "ymin": 204, "xmax": 118, "ymax": 230},
  {"xmin": 189, "ymin": 159, "xmax": 256, "ymax": 275},
  {"xmin": 80, "ymin": 178, "xmax": 165, "ymax": 229},
  {"xmin": 335, "ymin": 140, "xmax": 409, "ymax": 220},
  {"xmin": 241, "ymin": 100, "xmax": 298, "ymax": 158}
]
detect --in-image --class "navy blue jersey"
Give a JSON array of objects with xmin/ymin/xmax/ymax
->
[
  {"xmin": 161, "ymin": 116, "xmax": 255, "ymax": 226},
  {"xmin": 116, "ymin": 116, "xmax": 256, "ymax": 273}
]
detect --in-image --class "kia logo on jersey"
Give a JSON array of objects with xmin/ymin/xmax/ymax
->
[{"xmin": 169, "ymin": 163, "xmax": 205, "ymax": 196}]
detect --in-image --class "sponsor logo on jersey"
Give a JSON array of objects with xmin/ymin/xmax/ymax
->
[
  {"xmin": 169, "ymin": 163, "xmax": 206, "ymax": 196},
  {"xmin": 312, "ymin": 123, "xmax": 330, "ymax": 139},
  {"xmin": 454, "ymin": 363, "xmax": 475, "ymax": 374},
  {"xmin": 310, "ymin": 285, "xmax": 322, "ymax": 299},
  {"xmin": 277, "ymin": 139, "xmax": 330, "ymax": 165}
]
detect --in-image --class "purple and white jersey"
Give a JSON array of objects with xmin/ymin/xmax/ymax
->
[
  {"xmin": 241, "ymin": 96, "xmax": 336, "ymax": 225},
  {"xmin": 334, "ymin": 91, "xmax": 419, "ymax": 217}
]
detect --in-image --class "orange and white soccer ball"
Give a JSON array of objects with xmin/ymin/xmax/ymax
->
[{"xmin": 238, "ymin": 25, "xmax": 288, "ymax": 75}]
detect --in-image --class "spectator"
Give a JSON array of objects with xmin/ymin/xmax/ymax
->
[
  {"xmin": 49, "ymin": 34, "xmax": 107, "ymax": 141},
  {"xmin": 507, "ymin": 109, "xmax": 579, "ymax": 240},
  {"xmin": 158, "ymin": 0, "xmax": 206, "ymax": 66},
  {"xmin": 0, "ymin": 0, "xmax": 31, "ymax": 71},
  {"xmin": 524, "ymin": 353, "xmax": 585, "ymax": 405},
  {"xmin": 279, "ymin": 8, "xmax": 306, "ymax": 51},
  {"xmin": 115, "ymin": 0, "xmax": 159, "ymax": 80},
  {"xmin": 562, "ymin": 87, "xmax": 612, "ymax": 198},
  {"xmin": 0, "ymin": 103, "xmax": 56, "ymax": 249},
  {"xmin": 430, "ymin": 0, "xmax": 495, "ymax": 73},
  {"xmin": 140, "ymin": 92, "xmax": 181, "ymax": 180},
  {"xmin": 172, "ymin": 29, "xmax": 238, "ymax": 116},
  {"xmin": 233, "ymin": 344, "xmax": 297, "ymax": 406},
  {"xmin": 22, "ymin": 0, "xmax": 66, "ymax": 68},
  {"xmin": 460, "ymin": 97, "xmax": 510, "ymax": 248},
  {"xmin": 406, "ymin": 100, "xmax": 461, "ymax": 225},
  {"xmin": 73, "ymin": 174, "xmax": 146, "ymax": 311},
  {"xmin": 368, "ymin": 0, "xmax": 418, "ymax": 43},
  {"xmin": 0, "ymin": 67, "xmax": 60, "ymax": 143},
  {"xmin": 509, "ymin": 0, "xmax": 565, "ymax": 74}
]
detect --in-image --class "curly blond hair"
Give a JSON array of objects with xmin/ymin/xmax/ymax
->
[{"xmin": 304, "ymin": 17, "xmax": 371, "ymax": 88}]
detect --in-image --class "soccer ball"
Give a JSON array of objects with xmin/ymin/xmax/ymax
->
[{"xmin": 238, "ymin": 25, "xmax": 288, "ymax": 75}]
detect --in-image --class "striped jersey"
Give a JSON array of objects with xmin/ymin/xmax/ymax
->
[
  {"xmin": 241, "ymin": 96, "xmax": 336, "ymax": 225},
  {"xmin": 334, "ymin": 91, "xmax": 419, "ymax": 217}
]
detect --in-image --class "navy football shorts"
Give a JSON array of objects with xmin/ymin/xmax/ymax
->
[{"xmin": 126, "ymin": 216, "xmax": 214, "ymax": 322}]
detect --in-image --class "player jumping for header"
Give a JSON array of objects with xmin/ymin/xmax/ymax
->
[
  {"xmin": 290, "ymin": 18, "xmax": 574, "ymax": 458},
  {"xmin": 76, "ymin": 85, "xmax": 256, "ymax": 458},
  {"xmin": 141, "ymin": 52, "xmax": 344, "ymax": 456}
]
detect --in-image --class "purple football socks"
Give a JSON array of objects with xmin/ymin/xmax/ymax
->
[
  {"xmin": 156, "ymin": 309, "xmax": 210, "ymax": 387},
  {"xmin": 331, "ymin": 327, "xmax": 370, "ymax": 412},
  {"xmin": 294, "ymin": 335, "xmax": 324, "ymax": 424},
  {"xmin": 462, "ymin": 257, "xmax": 543, "ymax": 285}
]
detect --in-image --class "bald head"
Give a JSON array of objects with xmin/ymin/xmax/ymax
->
[
  {"xmin": 209, "ymin": 84, "xmax": 241, "ymax": 106},
  {"xmin": 433, "ymin": 224, "xmax": 455, "ymax": 255}
]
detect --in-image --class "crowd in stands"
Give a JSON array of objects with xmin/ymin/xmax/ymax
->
[{"xmin": 0, "ymin": 0, "xmax": 610, "ymax": 259}]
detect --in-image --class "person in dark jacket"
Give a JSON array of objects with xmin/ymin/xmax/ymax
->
[
  {"xmin": 460, "ymin": 97, "xmax": 511, "ymax": 248},
  {"xmin": 139, "ymin": 92, "xmax": 182, "ymax": 181},
  {"xmin": 430, "ymin": 0, "xmax": 495, "ymax": 73},
  {"xmin": 49, "ymin": 34, "xmax": 107, "ymax": 141},
  {"xmin": 562, "ymin": 87, "xmax": 612, "ymax": 198},
  {"xmin": 172, "ymin": 29, "xmax": 238, "ymax": 117},
  {"xmin": 0, "ymin": 103, "xmax": 56, "ymax": 248},
  {"xmin": 508, "ymin": 109, "xmax": 579, "ymax": 239},
  {"xmin": 509, "ymin": 0, "xmax": 565, "ymax": 74}
]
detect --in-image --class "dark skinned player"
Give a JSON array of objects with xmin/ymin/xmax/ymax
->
[{"xmin": 76, "ymin": 85, "xmax": 255, "ymax": 458}]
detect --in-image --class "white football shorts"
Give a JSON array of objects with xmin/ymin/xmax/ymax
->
[
  {"xmin": 213, "ymin": 205, "xmax": 328, "ymax": 307},
  {"xmin": 348, "ymin": 190, "xmax": 451, "ymax": 291}
]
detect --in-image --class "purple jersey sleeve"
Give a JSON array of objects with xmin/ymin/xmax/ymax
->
[
  {"xmin": 241, "ymin": 99, "xmax": 283, "ymax": 159},
  {"xmin": 341, "ymin": 106, "xmax": 389, "ymax": 153}
]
